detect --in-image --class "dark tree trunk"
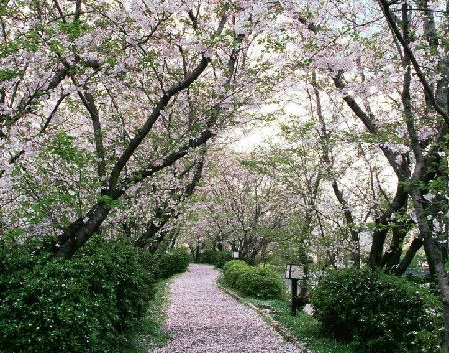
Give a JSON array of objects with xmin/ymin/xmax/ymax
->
[
  {"xmin": 382, "ymin": 218, "xmax": 413, "ymax": 271},
  {"xmin": 391, "ymin": 237, "xmax": 423, "ymax": 276},
  {"xmin": 55, "ymin": 202, "xmax": 112, "ymax": 259},
  {"xmin": 368, "ymin": 183, "xmax": 408, "ymax": 268}
]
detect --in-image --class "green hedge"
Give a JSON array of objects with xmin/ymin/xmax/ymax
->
[
  {"xmin": 223, "ymin": 260, "xmax": 285, "ymax": 299},
  {"xmin": 214, "ymin": 251, "xmax": 232, "ymax": 268},
  {"xmin": 156, "ymin": 247, "xmax": 190, "ymax": 279},
  {"xmin": 223, "ymin": 260, "xmax": 250, "ymax": 287},
  {"xmin": 311, "ymin": 268, "xmax": 442, "ymax": 353},
  {"xmin": 197, "ymin": 249, "xmax": 217, "ymax": 264},
  {"xmin": 198, "ymin": 249, "xmax": 232, "ymax": 268},
  {"xmin": 237, "ymin": 265, "xmax": 285, "ymax": 299},
  {"xmin": 0, "ymin": 237, "xmax": 154, "ymax": 353}
]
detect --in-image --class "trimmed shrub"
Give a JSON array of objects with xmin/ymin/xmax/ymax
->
[
  {"xmin": 213, "ymin": 250, "xmax": 232, "ymax": 268},
  {"xmin": 197, "ymin": 249, "xmax": 232, "ymax": 268},
  {"xmin": 156, "ymin": 247, "xmax": 190, "ymax": 279},
  {"xmin": 223, "ymin": 260, "xmax": 250, "ymax": 287},
  {"xmin": 0, "ymin": 237, "xmax": 154, "ymax": 353},
  {"xmin": 197, "ymin": 249, "xmax": 217, "ymax": 264},
  {"xmin": 235, "ymin": 265, "xmax": 285, "ymax": 300},
  {"xmin": 311, "ymin": 268, "xmax": 442, "ymax": 353},
  {"xmin": 223, "ymin": 261, "xmax": 285, "ymax": 300}
]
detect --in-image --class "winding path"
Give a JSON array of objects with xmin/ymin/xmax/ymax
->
[{"xmin": 150, "ymin": 264, "xmax": 305, "ymax": 353}]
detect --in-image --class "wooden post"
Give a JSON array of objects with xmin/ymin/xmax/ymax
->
[{"xmin": 291, "ymin": 278, "xmax": 298, "ymax": 316}]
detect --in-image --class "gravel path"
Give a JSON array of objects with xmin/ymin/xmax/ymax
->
[{"xmin": 150, "ymin": 264, "xmax": 305, "ymax": 353}]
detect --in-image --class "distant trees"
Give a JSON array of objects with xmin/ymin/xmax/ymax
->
[{"xmin": 178, "ymin": 149, "xmax": 289, "ymax": 263}]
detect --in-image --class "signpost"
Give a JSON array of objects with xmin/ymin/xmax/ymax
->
[
  {"xmin": 232, "ymin": 251, "xmax": 240, "ymax": 259},
  {"xmin": 285, "ymin": 264, "xmax": 305, "ymax": 316}
]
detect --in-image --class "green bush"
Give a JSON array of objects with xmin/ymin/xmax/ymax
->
[
  {"xmin": 223, "ymin": 260, "xmax": 250, "ymax": 287},
  {"xmin": 0, "ymin": 237, "xmax": 154, "ymax": 353},
  {"xmin": 214, "ymin": 250, "xmax": 232, "ymax": 268},
  {"xmin": 236, "ymin": 265, "xmax": 285, "ymax": 300},
  {"xmin": 156, "ymin": 247, "xmax": 190, "ymax": 279},
  {"xmin": 197, "ymin": 249, "xmax": 231, "ymax": 268},
  {"xmin": 311, "ymin": 268, "xmax": 442, "ymax": 353},
  {"xmin": 223, "ymin": 261, "xmax": 285, "ymax": 300},
  {"xmin": 197, "ymin": 249, "xmax": 217, "ymax": 264}
]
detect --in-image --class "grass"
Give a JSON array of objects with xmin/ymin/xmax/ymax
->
[
  {"xmin": 218, "ymin": 278, "xmax": 355, "ymax": 353},
  {"xmin": 245, "ymin": 298, "xmax": 355, "ymax": 353},
  {"xmin": 132, "ymin": 278, "xmax": 172, "ymax": 352}
]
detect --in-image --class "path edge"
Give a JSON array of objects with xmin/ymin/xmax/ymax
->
[
  {"xmin": 216, "ymin": 275, "xmax": 311, "ymax": 353},
  {"xmin": 147, "ymin": 271, "xmax": 185, "ymax": 351}
]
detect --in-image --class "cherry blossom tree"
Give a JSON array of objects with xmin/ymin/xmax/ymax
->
[
  {"xmin": 179, "ymin": 148, "xmax": 291, "ymax": 263},
  {"xmin": 0, "ymin": 0, "xmax": 280, "ymax": 259},
  {"xmin": 276, "ymin": 0, "xmax": 449, "ymax": 348}
]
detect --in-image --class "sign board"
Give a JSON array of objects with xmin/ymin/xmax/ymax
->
[
  {"xmin": 285, "ymin": 264, "xmax": 305, "ymax": 280},
  {"xmin": 232, "ymin": 251, "xmax": 240, "ymax": 259}
]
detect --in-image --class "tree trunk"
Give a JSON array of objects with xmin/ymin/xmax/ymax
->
[
  {"xmin": 391, "ymin": 237, "xmax": 423, "ymax": 276},
  {"xmin": 410, "ymin": 187, "xmax": 449, "ymax": 352},
  {"xmin": 368, "ymin": 227, "xmax": 388, "ymax": 269},
  {"xmin": 382, "ymin": 220, "xmax": 411, "ymax": 271},
  {"xmin": 55, "ymin": 202, "xmax": 112, "ymax": 259}
]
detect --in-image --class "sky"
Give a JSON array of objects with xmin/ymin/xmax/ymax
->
[{"xmin": 230, "ymin": 102, "xmax": 306, "ymax": 152}]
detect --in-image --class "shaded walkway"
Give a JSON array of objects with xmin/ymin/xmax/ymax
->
[{"xmin": 150, "ymin": 264, "xmax": 305, "ymax": 353}]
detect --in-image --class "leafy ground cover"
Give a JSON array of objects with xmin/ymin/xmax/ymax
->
[{"xmin": 133, "ymin": 278, "xmax": 172, "ymax": 352}]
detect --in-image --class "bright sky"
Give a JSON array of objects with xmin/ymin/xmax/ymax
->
[{"xmin": 230, "ymin": 101, "xmax": 305, "ymax": 152}]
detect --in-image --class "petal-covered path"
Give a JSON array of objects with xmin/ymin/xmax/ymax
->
[{"xmin": 150, "ymin": 264, "xmax": 305, "ymax": 353}]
